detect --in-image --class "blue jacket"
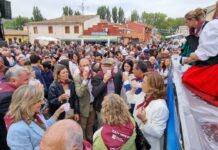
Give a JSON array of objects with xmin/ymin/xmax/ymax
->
[
  {"xmin": 32, "ymin": 66, "xmax": 47, "ymax": 90},
  {"xmin": 7, "ymin": 115, "xmax": 55, "ymax": 150},
  {"xmin": 41, "ymin": 70, "xmax": 54, "ymax": 89}
]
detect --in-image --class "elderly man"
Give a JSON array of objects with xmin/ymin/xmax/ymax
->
[
  {"xmin": 0, "ymin": 65, "xmax": 30, "ymax": 150},
  {"xmin": 40, "ymin": 119, "xmax": 92, "ymax": 150},
  {"xmin": 91, "ymin": 58, "xmax": 123, "ymax": 128},
  {"xmin": 73, "ymin": 58, "xmax": 96, "ymax": 142}
]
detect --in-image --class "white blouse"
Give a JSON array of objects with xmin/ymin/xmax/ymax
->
[
  {"xmin": 195, "ymin": 19, "xmax": 218, "ymax": 61},
  {"xmin": 133, "ymin": 93, "xmax": 169, "ymax": 150}
]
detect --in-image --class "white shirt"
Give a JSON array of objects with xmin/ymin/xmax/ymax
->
[
  {"xmin": 126, "ymin": 91, "xmax": 145, "ymax": 105},
  {"xmin": 133, "ymin": 93, "xmax": 169, "ymax": 150},
  {"xmin": 69, "ymin": 61, "xmax": 79, "ymax": 77},
  {"xmin": 195, "ymin": 19, "xmax": 218, "ymax": 61},
  {"xmin": 160, "ymin": 68, "xmax": 169, "ymax": 84}
]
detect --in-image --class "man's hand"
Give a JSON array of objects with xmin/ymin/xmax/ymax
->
[{"xmin": 103, "ymin": 72, "xmax": 112, "ymax": 83}]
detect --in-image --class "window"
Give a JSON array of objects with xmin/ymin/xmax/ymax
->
[
  {"xmin": 8, "ymin": 38, "xmax": 12, "ymax": 44},
  {"xmin": 48, "ymin": 26, "xmax": 53, "ymax": 34},
  {"xmin": 33, "ymin": 27, "xmax": 38, "ymax": 34},
  {"xmin": 14, "ymin": 37, "xmax": 17, "ymax": 42},
  {"xmin": 74, "ymin": 26, "xmax": 79, "ymax": 34},
  {"xmin": 65, "ymin": 26, "xmax": 70, "ymax": 34}
]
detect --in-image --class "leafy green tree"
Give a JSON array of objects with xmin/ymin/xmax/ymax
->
[
  {"xmin": 112, "ymin": 6, "xmax": 118, "ymax": 23},
  {"xmin": 32, "ymin": 6, "xmax": 44, "ymax": 21},
  {"xmin": 63, "ymin": 6, "xmax": 73, "ymax": 16},
  {"xmin": 106, "ymin": 7, "xmax": 111, "ymax": 22},
  {"xmin": 97, "ymin": 6, "xmax": 107, "ymax": 19},
  {"xmin": 142, "ymin": 12, "xmax": 167, "ymax": 28},
  {"xmin": 4, "ymin": 16, "xmax": 30, "ymax": 30},
  {"xmin": 74, "ymin": 11, "xmax": 81, "ymax": 15},
  {"xmin": 131, "ymin": 10, "xmax": 139, "ymax": 22},
  {"xmin": 118, "ymin": 7, "xmax": 124, "ymax": 23},
  {"xmin": 141, "ymin": 11, "xmax": 184, "ymax": 32}
]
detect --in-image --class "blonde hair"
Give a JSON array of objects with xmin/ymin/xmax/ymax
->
[
  {"xmin": 213, "ymin": 1, "xmax": 218, "ymax": 19},
  {"xmin": 194, "ymin": 8, "xmax": 207, "ymax": 19},
  {"xmin": 101, "ymin": 94, "xmax": 130, "ymax": 126},
  {"xmin": 144, "ymin": 72, "xmax": 166, "ymax": 99},
  {"xmin": 8, "ymin": 85, "xmax": 44, "ymax": 123},
  {"xmin": 185, "ymin": 8, "xmax": 206, "ymax": 21}
]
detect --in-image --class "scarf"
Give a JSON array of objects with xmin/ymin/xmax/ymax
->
[
  {"xmin": 101, "ymin": 119, "xmax": 134, "ymax": 150},
  {"xmin": 4, "ymin": 114, "xmax": 13, "ymax": 130},
  {"xmin": 98, "ymin": 69, "xmax": 115, "ymax": 82},
  {"xmin": 79, "ymin": 69, "xmax": 93, "ymax": 80},
  {"xmin": 33, "ymin": 112, "xmax": 46, "ymax": 130},
  {"xmin": 58, "ymin": 79, "xmax": 70, "ymax": 85},
  {"xmin": 195, "ymin": 20, "xmax": 205, "ymax": 37},
  {"xmin": 136, "ymin": 96, "xmax": 154, "ymax": 110},
  {"xmin": 131, "ymin": 77, "xmax": 143, "ymax": 82}
]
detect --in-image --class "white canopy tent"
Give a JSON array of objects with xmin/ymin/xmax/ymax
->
[{"xmin": 35, "ymin": 36, "xmax": 59, "ymax": 42}]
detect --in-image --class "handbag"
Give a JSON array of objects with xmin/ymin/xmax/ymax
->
[{"xmin": 135, "ymin": 123, "xmax": 151, "ymax": 150}]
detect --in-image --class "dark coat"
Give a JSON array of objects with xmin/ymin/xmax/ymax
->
[
  {"xmin": 48, "ymin": 80, "xmax": 80, "ymax": 119},
  {"xmin": 0, "ymin": 82, "xmax": 16, "ymax": 150},
  {"xmin": 91, "ymin": 72, "xmax": 123, "ymax": 112},
  {"xmin": 41, "ymin": 70, "xmax": 54, "ymax": 90}
]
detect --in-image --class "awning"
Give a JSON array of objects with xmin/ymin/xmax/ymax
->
[
  {"xmin": 61, "ymin": 35, "xmax": 121, "ymax": 43},
  {"xmin": 35, "ymin": 36, "xmax": 59, "ymax": 41}
]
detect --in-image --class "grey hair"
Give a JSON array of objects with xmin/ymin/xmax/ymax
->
[
  {"xmin": 5, "ymin": 65, "xmax": 30, "ymax": 81},
  {"xmin": 65, "ymin": 124, "xmax": 83, "ymax": 150}
]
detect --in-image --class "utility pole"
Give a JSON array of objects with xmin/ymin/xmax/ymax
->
[
  {"xmin": 81, "ymin": 0, "xmax": 85, "ymax": 15},
  {"xmin": 81, "ymin": 0, "xmax": 88, "ymax": 15}
]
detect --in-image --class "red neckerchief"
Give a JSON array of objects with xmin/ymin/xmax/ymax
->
[
  {"xmin": 79, "ymin": 69, "xmax": 93, "ymax": 80},
  {"xmin": 189, "ymin": 27, "xmax": 195, "ymax": 36},
  {"xmin": 101, "ymin": 119, "xmax": 134, "ymax": 150},
  {"xmin": 136, "ymin": 96, "xmax": 154, "ymax": 110},
  {"xmin": 83, "ymin": 140, "xmax": 92, "ymax": 150},
  {"xmin": 98, "ymin": 69, "xmax": 115, "ymax": 82},
  {"xmin": 33, "ymin": 112, "xmax": 46, "ymax": 130},
  {"xmin": 195, "ymin": 20, "xmax": 205, "ymax": 37},
  {"xmin": 4, "ymin": 114, "xmax": 13, "ymax": 130},
  {"xmin": 58, "ymin": 79, "xmax": 70, "ymax": 84},
  {"xmin": 34, "ymin": 112, "xmax": 44, "ymax": 124},
  {"xmin": 131, "ymin": 77, "xmax": 143, "ymax": 82}
]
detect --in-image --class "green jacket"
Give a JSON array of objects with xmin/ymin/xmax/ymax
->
[{"xmin": 73, "ymin": 74, "xmax": 91, "ymax": 117}]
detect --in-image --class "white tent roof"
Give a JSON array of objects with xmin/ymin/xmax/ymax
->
[{"xmin": 35, "ymin": 36, "xmax": 59, "ymax": 41}]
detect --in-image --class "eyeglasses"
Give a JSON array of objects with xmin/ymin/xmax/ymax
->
[{"xmin": 35, "ymin": 98, "xmax": 46, "ymax": 104}]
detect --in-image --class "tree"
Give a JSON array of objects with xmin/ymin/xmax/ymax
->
[
  {"xmin": 112, "ymin": 6, "xmax": 118, "ymax": 23},
  {"xmin": 74, "ymin": 11, "xmax": 81, "ymax": 15},
  {"xmin": 4, "ymin": 16, "xmax": 30, "ymax": 30},
  {"xmin": 118, "ymin": 7, "xmax": 124, "ymax": 23},
  {"xmin": 32, "ymin": 6, "xmax": 44, "ymax": 21},
  {"xmin": 97, "ymin": 6, "xmax": 107, "ymax": 19},
  {"xmin": 106, "ymin": 7, "xmax": 111, "ymax": 22},
  {"xmin": 63, "ymin": 6, "xmax": 73, "ymax": 16},
  {"xmin": 141, "ymin": 11, "xmax": 184, "ymax": 30},
  {"xmin": 131, "ymin": 10, "xmax": 139, "ymax": 22}
]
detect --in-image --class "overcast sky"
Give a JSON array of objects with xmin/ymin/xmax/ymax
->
[{"xmin": 10, "ymin": 0, "xmax": 216, "ymax": 19}]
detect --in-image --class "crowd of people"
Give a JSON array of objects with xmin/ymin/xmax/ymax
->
[
  {"xmin": 0, "ymin": 1, "xmax": 218, "ymax": 150},
  {"xmin": 0, "ymin": 39, "xmax": 173, "ymax": 150}
]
